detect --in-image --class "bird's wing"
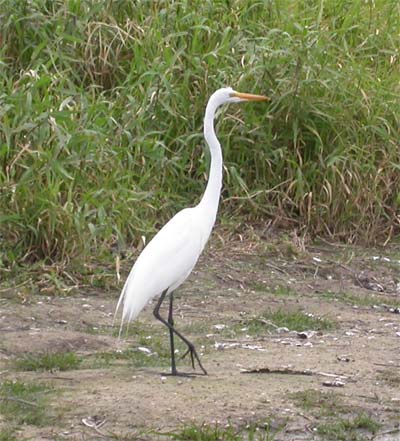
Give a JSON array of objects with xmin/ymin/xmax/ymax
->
[{"xmin": 116, "ymin": 207, "xmax": 204, "ymax": 324}]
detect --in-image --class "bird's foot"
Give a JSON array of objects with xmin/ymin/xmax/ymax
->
[{"xmin": 181, "ymin": 345, "xmax": 207, "ymax": 375}]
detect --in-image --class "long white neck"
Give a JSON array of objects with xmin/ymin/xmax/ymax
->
[{"xmin": 198, "ymin": 97, "xmax": 223, "ymax": 222}]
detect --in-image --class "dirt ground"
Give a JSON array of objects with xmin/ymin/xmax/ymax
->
[{"xmin": 1, "ymin": 232, "xmax": 400, "ymax": 440}]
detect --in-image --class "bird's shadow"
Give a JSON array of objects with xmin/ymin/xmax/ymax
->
[{"xmin": 158, "ymin": 371, "xmax": 207, "ymax": 378}]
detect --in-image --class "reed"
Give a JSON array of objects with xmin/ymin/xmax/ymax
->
[{"xmin": 1, "ymin": 0, "xmax": 399, "ymax": 266}]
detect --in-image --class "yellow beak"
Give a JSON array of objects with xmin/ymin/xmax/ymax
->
[{"xmin": 230, "ymin": 91, "xmax": 270, "ymax": 101}]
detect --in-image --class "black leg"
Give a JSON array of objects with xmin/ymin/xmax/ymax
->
[
  {"xmin": 153, "ymin": 289, "xmax": 207, "ymax": 376},
  {"xmin": 168, "ymin": 292, "xmax": 177, "ymax": 375}
]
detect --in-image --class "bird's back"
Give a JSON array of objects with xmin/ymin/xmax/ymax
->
[{"xmin": 116, "ymin": 206, "xmax": 211, "ymax": 324}]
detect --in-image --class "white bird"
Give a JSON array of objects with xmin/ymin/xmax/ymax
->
[{"xmin": 116, "ymin": 87, "xmax": 269, "ymax": 375}]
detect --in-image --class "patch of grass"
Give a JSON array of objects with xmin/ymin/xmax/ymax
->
[
  {"xmin": 0, "ymin": 380, "xmax": 54, "ymax": 426},
  {"xmin": 245, "ymin": 309, "xmax": 335, "ymax": 334},
  {"xmin": 317, "ymin": 413, "xmax": 381, "ymax": 440},
  {"xmin": 248, "ymin": 282, "xmax": 297, "ymax": 297},
  {"xmin": 292, "ymin": 390, "xmax": 381, "ymax": 440},
  {"xmin": 322, "ymin": 291, "xmax": 400, "ymax": 308},
  {"xmin": 273, "ymin": 285, "xmax": 298, "ymax": 297},
  {"xmin": 83, "ymin": 347, "xmax": 171, "ymax": 370},
  {"xmin": 128, "ymin": 349, "xmax": 170, "ymax": 370},
  {"xmin": 167, "ymin": 423, "xmax": 239, "ymax": 440},
  {"xmin": 83, "ymin": 324, "xmax": 114, "ymax": 335},
  {"xmin": 15, "ymin": 351, "xmax": 81, "ymax": 372},
  {"xmin": 161, "ymin": 422, "xmax": 276, "ymax": 440},
  {"xmin": 291, "ymin": 389, "xmax": 347, "ymax": 417},
  {"xmin": 248, "ymin": 281, "xmax": 270, "ymax": 293},
  {"xmin": 180, "ymin": 320, "xmax": 212, "ymax": 340},
  {"xmin": 83, "ymin": 350, "xmax": 130, "ymax": 369},
  {"xmin": 84, "ymin": 323, "xmax": 173, "ymax": 369},
  {"xmin": 0, "ymin": 428, "xmax": 18, "ymax": 441},
  {"xmin": 13, "ymin": 344, "xmax": 171, "ymax": 372},
  {"xmin": 112, "ymin": 321, "xmax": 154, "ymax": 339}
]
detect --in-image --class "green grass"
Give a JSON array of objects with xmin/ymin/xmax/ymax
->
[
  {"xmin": 85, "ymin": 321, "xmax": 173, "ymax": 369},
  {"xmin": 291, "ymin": 390, "xmax": 382, "ymax": 440},
  {"xmin": 85, "ymin": 347, "xmax": 171, "ymax": 369},
  {"xmin": 317, "ymin": 413, "xmax": 381, "ymax": 440},
  {"xmin": 13, "ymin": 346, "xmax": 171, "ymax": 371},
  {"xmin": 0, "ymin": 380, "xmax": 54, "ymax": 426},
  {"xmin": 244, "ymin": 309, "xmax": 335, "ymax": 334},
  {"xmin": 159, "ymin": 422, "xmax": 276, "ymax": 441},
  {"xmin": 273, "ymin": 284, "xmax": 298, "ymax": 297},
  {"xmin": 0, "ymin": 0, "xmax": 399, "ymax": 274},
  {"xmin": 0, "ymin": 428, "xmax": 18, "ymax": 441},
  {"xmin": 291, "ymin": 389, "xmax": 347, "ymax": 417},
  {"xmin": 15, "ymin": 351, "xmax": 81, "ymax": 372},
  {"xmin": 248, "ymin": 282, "xmax": 298, "ymax": 296}
]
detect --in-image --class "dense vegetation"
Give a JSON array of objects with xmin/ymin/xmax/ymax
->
[{"xmin": 1, "ymin": 0, "xmax": 399, "ymax": 268}]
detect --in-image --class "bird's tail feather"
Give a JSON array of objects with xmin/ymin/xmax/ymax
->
[{"xmin": 113, "ymin": 270, "xmax": 133, "ymax": 338}]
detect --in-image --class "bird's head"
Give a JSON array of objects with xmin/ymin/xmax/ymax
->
[{"xmin": 213, "ymin": 87, "xmax": 269, "ymax": 105}]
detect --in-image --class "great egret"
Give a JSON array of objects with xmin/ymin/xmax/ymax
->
[{"xmin": 116, "ymin": 87, "xmax": 268, "ymax": 375}]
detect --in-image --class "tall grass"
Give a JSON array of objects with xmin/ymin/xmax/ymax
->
[{"xmin": 0, "ymin": 0, "xmax": 399, "ymax": 267}]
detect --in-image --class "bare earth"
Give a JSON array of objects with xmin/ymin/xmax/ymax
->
[{"xmin": 1, "ymin": 232, "xmax": 400, "ymax": 440}]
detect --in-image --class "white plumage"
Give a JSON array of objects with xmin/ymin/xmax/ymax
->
[{"xmin": 116, "ymin": 207, "xmax": 208, "ymax": 322}]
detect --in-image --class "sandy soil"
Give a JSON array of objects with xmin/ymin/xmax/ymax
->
[{"xmin": 0, "ymin": 234, "xmax": 399, "ymax": 440}]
